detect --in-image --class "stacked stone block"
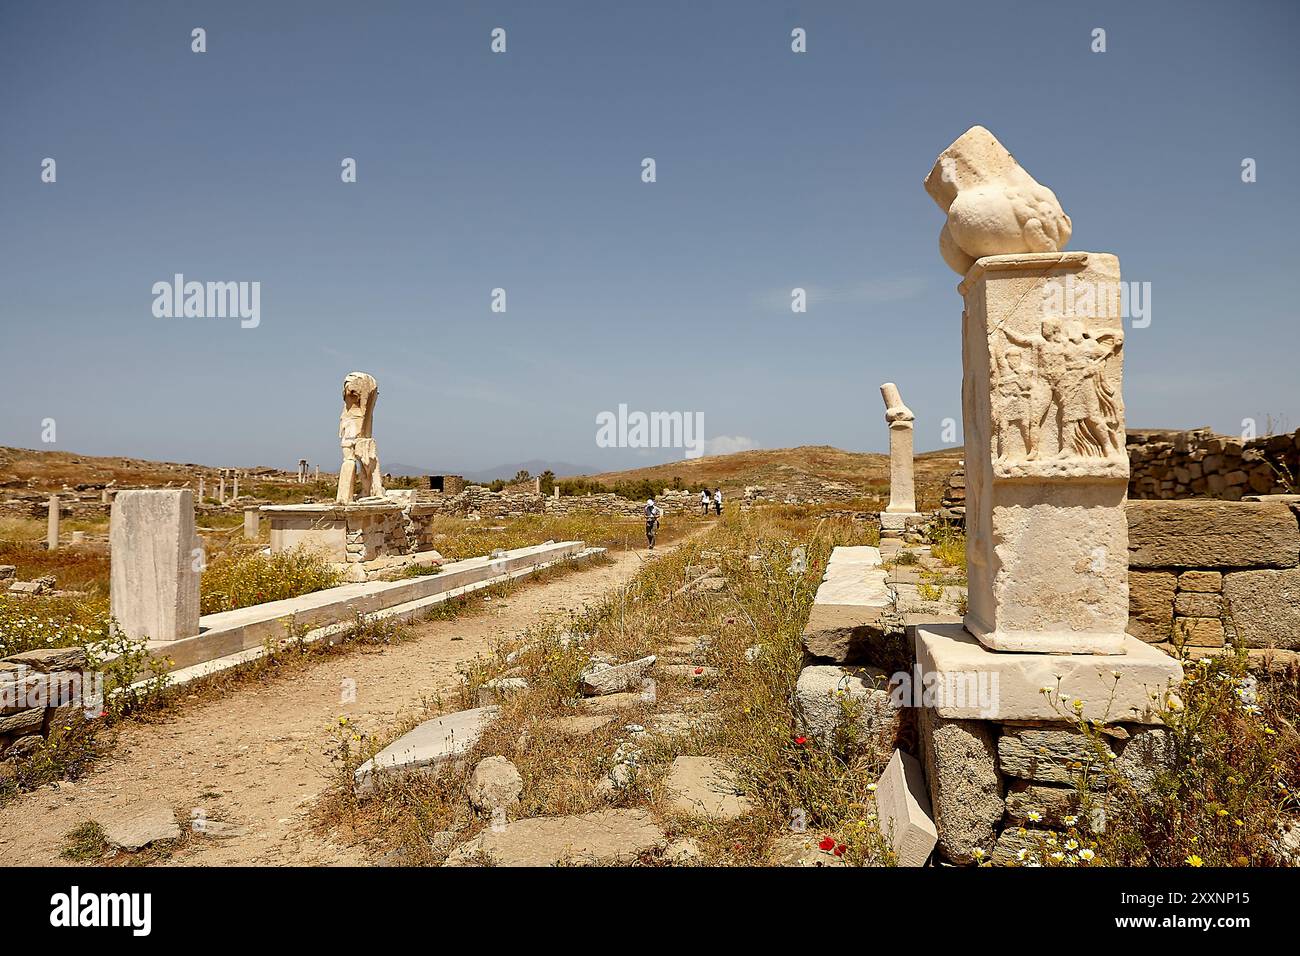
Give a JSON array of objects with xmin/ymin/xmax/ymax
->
[
  {"xmin": 0, "ymin": 647, "xmax": 96, "ymax": 766},
  {"xmin": 1128, "ymin": 427, "xmax": 1300, "ymax": 501},
  {"xmin": 1127, "ymin": 498, "xmax": 1300, "ymax": 651}
]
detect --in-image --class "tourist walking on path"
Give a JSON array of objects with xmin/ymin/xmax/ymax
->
[
  {"xmin": 713, "ymin": 488, "xmax": 722, "ymax": 516},
  {"xmin": 700, "ymin": 489, "xmax": 710, "ymax": 515},
  {"xmin": 645, "ymin": 497, "xmax": 664, "ymax": 549}
]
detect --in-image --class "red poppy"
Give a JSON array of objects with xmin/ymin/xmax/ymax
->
[
  {"xmin": 818, "ymin": 836, "xmax": 836, "ymax": 852},
  {"xmin": 833, "ymin": 844, "xmax": 847, "ymax": 857},
  {"xmin": 694, "ymin": 667, "xmax": 703, "ymax": 675},
  {"xmin": 794, "ymin": 735, "xmax": 807, "ymax": 746}
]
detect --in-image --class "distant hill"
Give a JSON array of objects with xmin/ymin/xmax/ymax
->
[
  {"xmin": 386, "ymin": 460, "xmax": 598, "ymax": 483},
  {"xmin": 562, "ymin": 444, "xmax": 963, "ymax": 506}
]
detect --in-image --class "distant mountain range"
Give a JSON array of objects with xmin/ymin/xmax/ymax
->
[{"xmin": 385, "ymin": 460, "xmax": 599, "ymax": 483}]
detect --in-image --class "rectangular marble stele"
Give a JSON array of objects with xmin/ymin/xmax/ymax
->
[
  {"xmin": 960, "ymin": 252, "xmax": 1130, "ymax": 654},
  {"xmin": 875, "ymin": 749, "xmax": 938, "ymax": 867},
  {"xmin": 110, "ymin": 490, "xmax": 201, "ymax": 642},
  {"xmin": 913, "ymin": 623, "xmax": 1182, "ymax": 724}
]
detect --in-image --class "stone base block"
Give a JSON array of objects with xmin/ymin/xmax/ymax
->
[
  {"xmin": 879, "ymin": 512, "xmax": 920, "ymax": 531},
  {"xmin": 913, "ymin": 623, "xmax": 1182, "ymax": 724}
]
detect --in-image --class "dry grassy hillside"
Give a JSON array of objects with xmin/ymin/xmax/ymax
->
[{"xmin": 567, "ymin": 444, "xmax": 963, "ymax": 506}]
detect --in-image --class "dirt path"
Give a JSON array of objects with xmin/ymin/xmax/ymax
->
[{"xmin": 0, "ymin": 542, "xmax": 684, "ymax": 866}]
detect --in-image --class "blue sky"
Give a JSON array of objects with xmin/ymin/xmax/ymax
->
[{"xmin": 2, "ymin": 0, "xmax": 1296, "ymax": 474}]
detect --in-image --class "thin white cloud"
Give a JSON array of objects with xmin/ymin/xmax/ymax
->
[{"xmin": 705, "ymin": 435, "xmax": 759, "ymax": 457}]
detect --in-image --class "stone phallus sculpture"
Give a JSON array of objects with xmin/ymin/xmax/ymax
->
[{"xmin": 924, "ymin": 125, "xmax": 1073, "ymax": 275}]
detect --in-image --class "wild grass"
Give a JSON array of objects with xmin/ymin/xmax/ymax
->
[
  {"xmin": 199, "ymin": 548, "xmax": 342, "ymax": 614},
  {"xmin": 420, "ymin": 513, "xmax": 694, "ymax": 560},
  {"xmin": 317, "ymin": 508, "xmax": 897, "ymax": 866},
  {"xmin": 1077, "ymin": 648, "xmax": 1300, "ymax": 867}
]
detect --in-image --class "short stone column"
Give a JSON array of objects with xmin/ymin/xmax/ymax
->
[
  {"xmin": 109, "ymin": 490, "xmax": 201, "ymax": 642},
  {"xmin": 197, "ymin": 477, "xmax": 205, "ymax": 502},
  {"xmin": 243, "ymin": 507, "xmax": 260, "ymax": 540},
  {"xmin": 880, "ymin": 383, "xmax": 918, "ymax": 519},
  {"xmin": 218, "ymin": 471, "xmax": 226, "ymax": 503},
  {"xmin": 232, "ymin": 473, "xmax": 240, "ymax": 499},
  {"xmin": 46, "ymin": 495, "xmax": 59, "ymax": 550}
]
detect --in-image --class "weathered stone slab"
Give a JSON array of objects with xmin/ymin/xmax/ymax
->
[
  {"xmin": 0, "ymin": 708, "xmax": 43, "ymax": 734},
  {"xmin": 920, "ymin": 707, "xmax": 1002, "ymax": 864},
  {"xmin": 1222, "ymin": 568, "xmax": 1300, "ymax": 649},
  {"xmin": 2, "ymin": 646, "xmax": 87, "ymax": 672},
  {"xmin": 794, "ymin": 665, "xmax": 897, "ymax": 751},
  {"xmin": 874, "ymin": 750, "xmax": 938, "ymax": 867},
  {"xmin": 579, "ymin": 656, "xmax": 655, "ymax": 696},
  {"xmin": 101, "ymin": 804, "xmax": 181, "ymax": 851},
  {"xmin": 913, "ymin": 623, "xmax": 1182, "ymax": 724},
  {"xmin": 443, "ymin": 808, "xmax": 664, "ymax": 866},
  {"xmin": 663, "ymin": 756, "xmax": 753, "ymax": 820},
  {"xmin": 1128, "ymin": 499, "xmax": 1300, "ymax": 569},
  {"xmin": 354, "ymin": 706, "xmax": 498, "ymax": 788},
  {"xmin": 110, "ymin": 490, "xmax": 201, "ymax": 642},
  {"xmin": 802, "ymin": 546, "xmax": 892, "ymax": 665}
]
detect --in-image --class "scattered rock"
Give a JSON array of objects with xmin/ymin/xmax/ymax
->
[
  {"xmin": 579, "ymin": 655, "xmax": 656, "ymax": 697},
  {"xmin": 194, "ymin": 819, "xmax": 250, "ymax": 840},
  {"xmin": 660, "ymin": 664, "xmax": 720, "ymax": 682},
  {"xmin": 354, "ymin": 706, "xmax": 499, "ymax": 791},
  {"xmin": 443, "ymin": 809, "xmax": 665, "ymax": 866},
  {"xmin": 467, "ymin": 756, "xmax": 524, "ymax": 812},
  {"xmin": 476, "ymin": 677, "xmax": 529, "ymax": 707},
  {"xmin": 547, "ymin": 714, "xmax": 615, "ymax": 737},
  {"xmin": 794, "ymin": 665, "xmax": 898, "ymax": 751},
  {"xmin": 101, "ymin": 804, "xmax": 181, "ymax": 851},
  {"xmin": 874, "ymin": 750, "xmax": 938, "ymax": 867},
  {"xmin": 664, "ymin": 756, "xmax": 753, "ymax": 820},
  {"xmin": 664, "ymin": 837, "xmax": 703, "ymax": 865},
  {"xmin": 578, "ymin": 691, "xmax": 646, "ymax": 715},
  {"xmin": 767, "ymin": 832, "xmax": 847, "ymax": 868}
]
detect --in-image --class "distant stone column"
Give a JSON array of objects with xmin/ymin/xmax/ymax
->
[
  {"xmin": 46, "ymin": 496, "xmax": 60, "ymax": 550},
  {"xmin": 101, "ymin": 488, "xmax": 111, "ymax": 505},
  {"xmin": 298, "ymin": 459, "xmax": 308, "ymax": 483},
  {"xmin": 533, "ymin": 477, "xmax": 542, "ymax": 495},
  {"xmin": 880, "ymin": 383, "xmax": 918, "ymax": 516},
  {"xmin": 243, "ymin": 507, "xmax": 260, "ymax": 540},
  {"xmin": 314, "ymin": 465, "xmax": 320, "ymax": 480},
  {"xmin": 197, "ymin": 477, "xmax": 205, "ymax": 502},
  {"xmin": 553, "ymin": 485, "xmax": 560, "ymax": 499},
  {"xmin": 110, "ymin": 490, "xmax": 201, "ymax": 642},
  {"xmin": 218, "ymin": 471, "xmax": 226, "ymax": 503},
  {"xmin": 232, "ymin": 473, "xmax": 240, "ymax": 499}
]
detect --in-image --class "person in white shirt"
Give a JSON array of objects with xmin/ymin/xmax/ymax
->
[
  {"xmin": 712, "ymin": 488, "xmax": 722, "ymax": 516},
  {"xmin": 700, "ymin": 489, "xmax": 710, "ymax": 516},
  {"xmin": 645, "ymin": 498, "xmax": 664, "ymax": 549}
]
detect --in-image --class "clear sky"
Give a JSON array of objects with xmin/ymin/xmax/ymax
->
[{"xmin": 2, "ymin": 0, "xmax": 1296, "ymax": 474}]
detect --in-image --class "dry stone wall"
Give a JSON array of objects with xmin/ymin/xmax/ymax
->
[
  {"xmin": 0, "ymin": 647, "xmax": 95, "ymax": 766},
  {"xmin": 1128, "ymin": 427, "xmax": 1300, "ymax": 500},
  {"xmin": 1127, "ymin": 497, "xmax": 1300, "ymax": 651}
]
